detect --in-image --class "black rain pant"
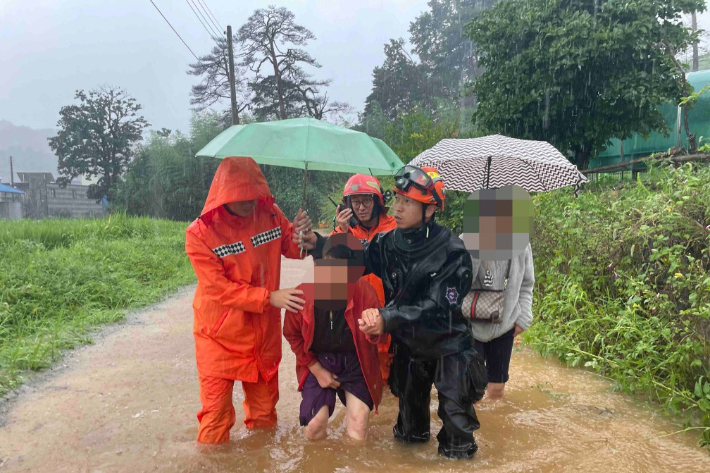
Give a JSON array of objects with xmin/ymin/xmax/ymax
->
[{"xmin": 388, "ymin": 346, "xmax": 488, "ymax": 459}]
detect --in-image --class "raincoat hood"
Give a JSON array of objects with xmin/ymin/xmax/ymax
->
[{"xmin": 200, "ymin": 157, "xmax": 274, "ymax": 219}]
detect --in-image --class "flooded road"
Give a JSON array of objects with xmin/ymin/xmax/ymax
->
[{"xmin": 1, "ymin": 256, "xmax": 708, "ymax": 472}]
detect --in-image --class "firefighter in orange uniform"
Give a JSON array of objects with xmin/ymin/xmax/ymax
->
[
  {"xmin": 185, "ymin": 157, "xmax": 314, "ymax": 444},
  {"xmin": 331, "ymin": 174, "xmax": 397, "ymax": 382}
]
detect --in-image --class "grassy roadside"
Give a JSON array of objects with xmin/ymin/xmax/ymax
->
[
  {"xmin": 0, "ymin": 214, "xmax": 195, "ymax": 395},
  {"xmin": 526, "ymin": 162, "xmax": 710, "ymax": 445}
]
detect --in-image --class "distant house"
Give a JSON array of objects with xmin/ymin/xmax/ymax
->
[
  {"xmin": 0, "ymin": 183, "xmax": 24, "ymax": 220},
  {"xmin": 14, "ymin": 172, "xmax": 105, "ymax": 219}
]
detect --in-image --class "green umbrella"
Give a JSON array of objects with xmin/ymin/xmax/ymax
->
[
  {"xmin": 196, "ymin": 116, "xmax": 403, "ymax": 175},
  {"xmin": 196, "ymin": 117, "xmax": 404, "ymax": 254}
]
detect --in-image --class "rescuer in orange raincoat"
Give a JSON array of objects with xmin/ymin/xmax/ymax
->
[
  {"xmin": 331, "ymin": 174, "xmax": 397, "ymax": 382},
  {"xmin": 185, "ymin": 157, "xmax": 314, "ymax": 444}
]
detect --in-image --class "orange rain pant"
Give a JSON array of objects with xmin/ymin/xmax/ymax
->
[{"xmin": 196, "ymin": 372, "xmax": 279, "ymax": 443}]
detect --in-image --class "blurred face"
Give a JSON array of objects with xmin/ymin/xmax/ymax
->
[
  {"xmin": 392, "ymin": 193, "xmax": 435, "ymax": 229},
  {"xmin": 314, "ymin": 261, "xmax": 349, "ymax": 284},
  {"xmin": 461, "ymin": 185, "xmax": 533, "ymax": 261},
  {"xmin": 226, "ymin": 199, "xmax": 257, "ymax": 217},
  {"xmin": 349, "ymin": 195, "xmax": 375, "ymax": 224},
  {"xmin": 314, "ymin": 257, "xmax": 364, "ymax": 311}
]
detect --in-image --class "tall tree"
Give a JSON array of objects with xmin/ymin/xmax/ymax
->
[
  {"xmin": 238, "ymin": 6, "xmax": 323, "ymax": 120},
  {"xmin": 48, "ymin": 86, "xmax": 149, "ymax": 200},
  {"xmin": 409, "ymin": 0, "xmax": 498, "ymax": 98},
  {"xmin": 187, "ymin": 36, "xmax": 250, "ymax": 124},
  {"xmin": 296, "ymin": 76, "xmax": 353, "ymax": 120},
  {"xmin": 361, "ymin": 1, "xmax": 498, "ymax": 127},
  {"xmin": 248, "ymin": 68, "xmax": 325, "ymax": 120},
  {"xmin": 364, "ymin": 39, "xmax": 430, "ymax": 120},
  {"xmin": 468, "ymin": 0, "xmax": 705, "ymax": 170}
]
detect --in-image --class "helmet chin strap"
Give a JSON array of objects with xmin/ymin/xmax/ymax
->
[{"xmin": 421, "ymin": 204, "xmax": 433, "ymax": 238}]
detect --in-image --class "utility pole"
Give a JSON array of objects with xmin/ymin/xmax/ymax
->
[
  {"xmin": 692, "ymin": 11, "xmax": 699, "ymax": 72},
  {"xmin": 226, "ymin": 25, "xmax": 239, "ymax": 125},
  {"xmin": 9, "ymin": 155, "xmax": 14, "ymax": 186}
]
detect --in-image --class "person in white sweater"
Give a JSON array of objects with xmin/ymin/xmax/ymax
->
[{"xmin": 462, "ymin": 238, "xmax": 535, "ymax": 399}]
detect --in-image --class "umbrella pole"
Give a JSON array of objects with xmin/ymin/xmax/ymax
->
[
  {"xmin": 301, "ymin": 161, "xmax": 309, "ymax": 210},
  {"xmin": 299, "ymin": 162, "xmax": 309, "ymax": 258},
  {"xmin": 486, "ymin": 156, "xmax": 492, "ymax": 189}
]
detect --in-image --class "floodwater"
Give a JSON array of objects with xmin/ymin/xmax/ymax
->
[{"xmin": 1, "ymin": 256, "xmax": 708, "ymax": 472}]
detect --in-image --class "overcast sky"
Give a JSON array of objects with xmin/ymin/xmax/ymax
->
[
  {"xmin": 0, "ymin": 0, "xmax": 431, "ymax": 133},
  {"xmin": 2, "ymin": 0, "xmax": 710, "ymax": 133}
]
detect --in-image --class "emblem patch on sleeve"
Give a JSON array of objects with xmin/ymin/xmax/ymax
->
[{"xmin": 446, "ymin": 287, "xmax": 459, "ymax": 305}]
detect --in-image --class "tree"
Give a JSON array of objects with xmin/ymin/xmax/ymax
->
[
  {"xmin": 248, "ymin": 69, "xmax": 318, "ymax": 120},
  {"xmin": 112, "ymin": 112, "xmax": 225, "ymax": 220},
  {"xmin": 361, "ymin": 1, "xmax": 498, "ymax": 126},
  {"xmin": 468, "ymin": 0, "xmax": 705, "ymax": 169},
  {"xmin": 355, "ymin": 100, "xmax": 389, "ymax": 140},
  {"xmin": 187, "ymin": 37, "xmax": 250, "ymax": 124},
  {"xmin": 409, "ymin": 0, "xmax": 498, "ymax": 99},
  {"xmin": 48, "ymin": 86, "xmax": 149, "ymax": 200},
  {"xmin": 364, "ymin": 39, "xmax": 430, "ymax": 120},
  {"xmin": 383, "ymin": 102, "xmax": 463, "ymax": 162},
  {"xmin": 238, "ymin": 6, "xmax": 324, "ymax": 120},
  {"xmin": 299, "ymin": 88, "xmax": 353, "ymax": 120}
]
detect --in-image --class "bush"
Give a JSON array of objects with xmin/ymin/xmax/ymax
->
[{"xmin": 527, "ymin": 162, "xmax": 710, "ymax": 445}]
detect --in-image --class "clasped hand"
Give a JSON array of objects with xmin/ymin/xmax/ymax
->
[{"xmin": 358, "ymin": 308, "xmax": 384, "ymax": 336}]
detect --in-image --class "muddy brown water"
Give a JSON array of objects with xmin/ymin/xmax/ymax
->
[{"xmin": 1, "ymin": 256, "xmax": 709, "ymax": 472}]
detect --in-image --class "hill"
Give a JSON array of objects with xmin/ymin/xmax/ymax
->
[{"xmin": 0, "ymin": 120, "xmax": 58, "ymax": 184}]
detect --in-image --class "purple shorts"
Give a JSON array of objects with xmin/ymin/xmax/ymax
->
[{"xmin": 299, "ymin": 352, "xmax": 374, "ymax": 426}]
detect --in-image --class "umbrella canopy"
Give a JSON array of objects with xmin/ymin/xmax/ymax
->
[
  {"xmin": 195, "ymin": 117, "xmax": 404, "ymax": 175},
  {"xmin": 409, "ymin": 134, "xmax": 588, "ymax": 192}
]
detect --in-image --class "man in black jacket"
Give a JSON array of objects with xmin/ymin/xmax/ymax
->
[{"xmin": 298, "ymin": 165, "xmax": 487, "ymax": 459}]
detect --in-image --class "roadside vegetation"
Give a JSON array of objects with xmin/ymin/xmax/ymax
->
[
  {"xmin": 0, "ymin": 214, "xmax": 194, "ymax": 395},
  {"xmin": 527, "ymin": 163, "xmax": 710, "ymax": 445}
]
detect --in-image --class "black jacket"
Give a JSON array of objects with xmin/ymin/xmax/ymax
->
[{"xmin": 312, "ymin": 221, "xmax": 473, "ymax": 360}]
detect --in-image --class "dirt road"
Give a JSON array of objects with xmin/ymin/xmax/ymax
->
[{"xmin": 1, "ymin": 256, "xmax": 708, "ymax": 472}]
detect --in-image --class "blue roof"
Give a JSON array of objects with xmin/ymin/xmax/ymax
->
[{"xmin": 0, "ymin": 183, "xmax": 24, "ymax": 194}]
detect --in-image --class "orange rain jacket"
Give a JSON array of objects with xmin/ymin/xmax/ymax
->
[
  {"xmin": 331, "ymin": 213, "xmax": 397, "ymax": 306},
  {"xmin": 185, "ymin": 157, "xmax": 305, "ymax": 383}
]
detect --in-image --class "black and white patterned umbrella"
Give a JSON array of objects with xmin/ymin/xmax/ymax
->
[{"xmin": 409, "ymin": 134, "xmax": 588, "ymax": 192}]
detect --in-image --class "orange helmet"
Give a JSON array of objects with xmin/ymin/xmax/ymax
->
[
  {"xmin": 343, "ymin": 174, "xmax": 386, "ymax": 207},
  {"xmin": 393, "ymin": 165, "xmax": 445, "ymax": 211}
]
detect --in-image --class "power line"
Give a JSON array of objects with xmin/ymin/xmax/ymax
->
[
  {"xmin": 196, "ymin": 0, "xmax": 223, "ymax": 32},
  {"xmin": 185, "ymin": 0, "xmax": 219, "ymax": 39},
  {"xmin": 189, "ymin": 0, "xmax": 221, "ymax": 38},
  {"xmin": 147, "ymin": 0, "xmax": 199, "ymax": 60}
]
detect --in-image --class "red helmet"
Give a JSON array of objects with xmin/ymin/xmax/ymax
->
[
  {"xmin": 393, "ymin": 165, "xmax": 446, "ymax": 211},
  {"xmin": 343, "ymin": 174, "xmax": 385, "ymax": 207}
]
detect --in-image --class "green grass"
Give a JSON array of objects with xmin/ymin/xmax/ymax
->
[
  {"xmin": 0, "ymin": 214, "xmax": 195, "ymax": 395},
  {"xmin": 526, "ymin": 162, "xmax": 710, "ymax": 446}
]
